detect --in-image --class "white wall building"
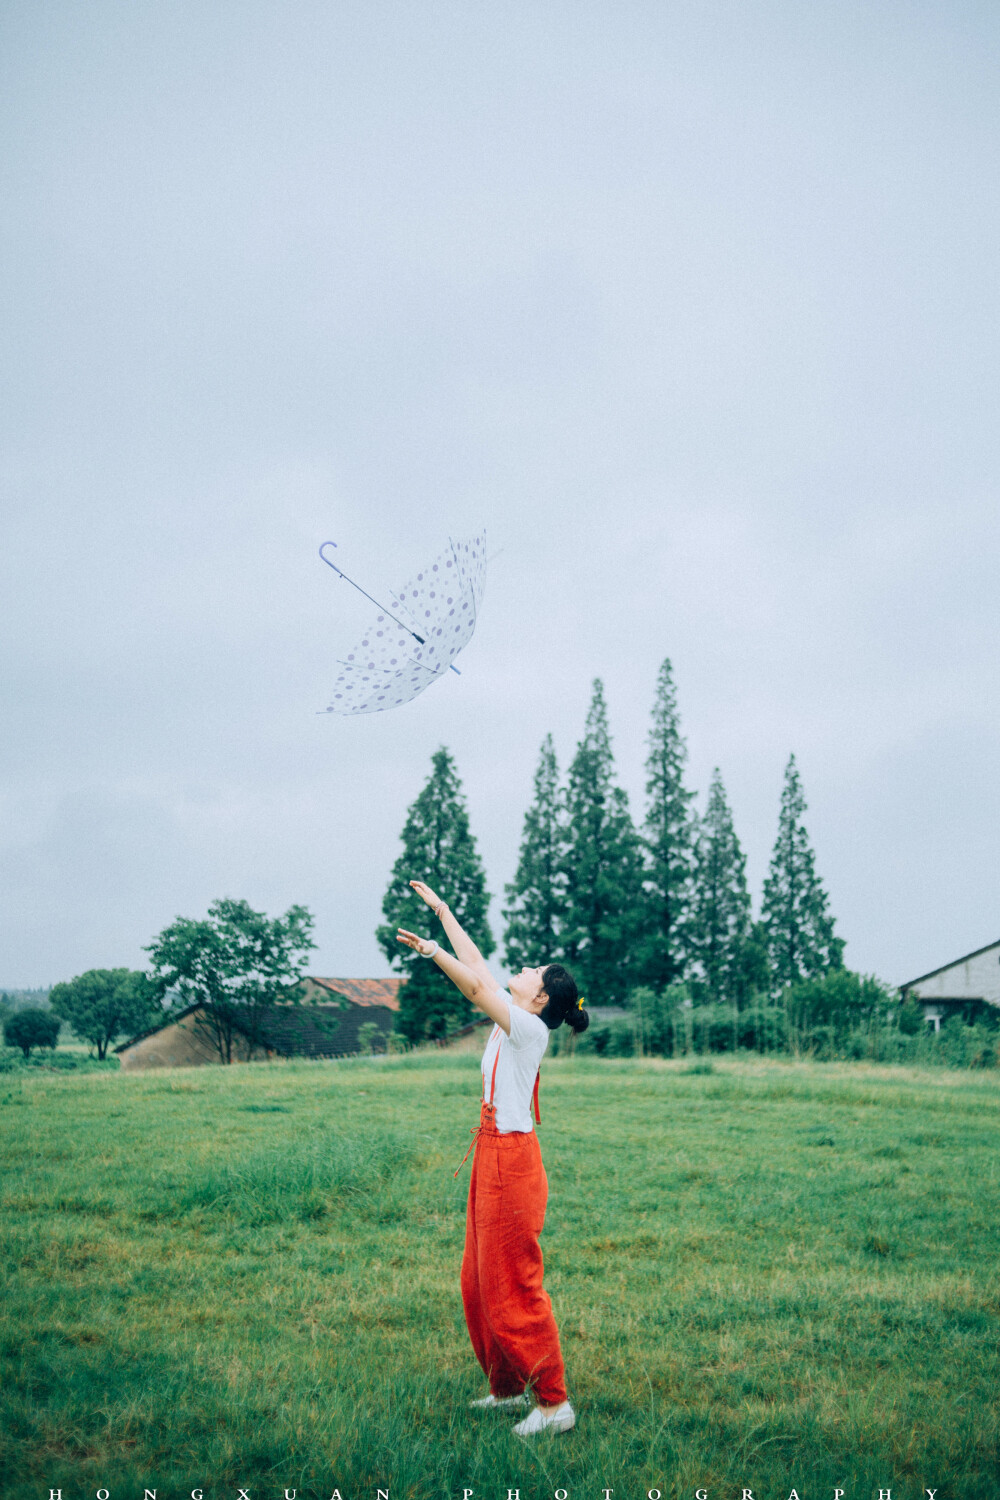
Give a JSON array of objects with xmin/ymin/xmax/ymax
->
[{"xmin": 900, "ymin": 940, "xmax": 1000, "ymax": 1032}]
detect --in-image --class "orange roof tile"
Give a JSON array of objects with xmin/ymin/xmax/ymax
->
[{"xmin": 308, "ymin": 976, "xmax": 404, "ymax": 1011}]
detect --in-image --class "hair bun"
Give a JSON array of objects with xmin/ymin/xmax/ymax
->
[{"xmin": 566, "ymin": 1006, "xmax": 589, "ymax": 1035}]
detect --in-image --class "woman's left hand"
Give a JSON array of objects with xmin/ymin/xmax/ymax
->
[
  {"xmin": 409, "ymin": 880, "xmax": 444, "ymax": 913},
  {"xmin": 397, "ymin": 927, "xmax": 434, "ymax": 957}
]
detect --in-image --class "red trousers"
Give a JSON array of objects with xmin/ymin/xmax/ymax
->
[{"xmin": 460, "ymin": 1105, "xmax": 568, "ymax": 1406}]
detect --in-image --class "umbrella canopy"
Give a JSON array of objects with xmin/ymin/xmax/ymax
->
[{"xmin": 320, "ymin": 531, "xmax": 487, "ymax": 715}]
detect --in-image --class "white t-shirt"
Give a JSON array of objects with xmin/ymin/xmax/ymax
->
[{"xmin": 481, "ymin": 990, "xmax": 551, "ymax": 1134}]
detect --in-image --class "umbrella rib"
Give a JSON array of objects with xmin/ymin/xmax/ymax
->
[{"xmin": 336, "ymin": 657, "xmax": 438, "ymax": 677}]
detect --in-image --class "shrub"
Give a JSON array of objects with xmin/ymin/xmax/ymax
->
[
  {"xmin": 356, "ymin": 1021, "xmax": 383, "ymax": 1055},
  {"xmin": 575, "ymin": 1015, "xmax": 637, "ymax": 1057},
  {"xmin": 627, "ymin": 985, "xmax": 685, "ymax": 1056},
  {"xmin": 693, "ymin": 1003, "xmax": 741, "ymax": 1054},
  {"xmin": 575, "ymin": 1022, "xmax": 610, "ymax": 1056},
  {"xmin": 605, "ymin": 1024, "xmax": 636, "ymax": 1058},
  {"xmin": 736, "ymin": 1004, "xmax": 788, "ymax": 1052},
  {"xmin": 4, "ymin": 1008, "xmax": 60, "ymax": 1059},
  {"xmin": 935, "ymin": 1015, "xmax": 998, "ymax": 1069},
  {"xmin": 897, "ymin": 996, "xmax": 925, "ymax": 1035},
  {"xmin": 782, "ymin": 970, "xmax": 896, "ymax": 1054}
]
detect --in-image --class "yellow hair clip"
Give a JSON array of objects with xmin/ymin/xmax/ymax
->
[{"xmin": 577, "ymin": 995, "xmax": 586, "ymax": 1010}]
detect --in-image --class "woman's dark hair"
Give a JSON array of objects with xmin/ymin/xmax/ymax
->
[{"xmin": 538, "ymin": 964, "xmax": 589, "ymax": 1034}]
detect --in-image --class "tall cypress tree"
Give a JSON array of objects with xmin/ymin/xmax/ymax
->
[
  {"xmin": 639, "ymin": 658, "xmax": 697, "ymax": 987},
  {"xmin": 561, "ymin": 680, "xmax": 644, "ymax": 1004},
  {"xmin": 503, "ymin": 734, "xmax": 567, "ymax": 970},
  {"xmin": 376, "ymin": 746, "xmax": 494, "ymax": 1042},
  {"xmin": 760, "ymin": 754, "xmax": 845, "ymax": 991},
  {"xmin": 690, "ymin": 768, "xmax": 751, "ymax": 1005}
]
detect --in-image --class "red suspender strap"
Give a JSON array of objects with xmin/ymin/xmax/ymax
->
[
  {"xmin": 454, "ymin": 1030, "xmax": 501, "ymax": 1179},
  {"xmin": 532, "ymin": 1070, "xmax": 540, "ymax": 1125},
  {"xmin": 486, "ymin": 1031, "xmax": 501, "ymax": 1108}
]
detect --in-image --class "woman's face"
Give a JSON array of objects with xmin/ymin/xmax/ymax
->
[{"xmin": 509, "ymin": 965, "xmax": 548, "ymax": 1012}]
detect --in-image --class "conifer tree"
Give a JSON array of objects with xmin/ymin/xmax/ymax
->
[
  {"xmin": 376, "ymin": 746, "xmax": 494, "ymax": 1042},
  {"xmin": 638, "ymin": 658, "xmax": 697, "ymax": 987},
  {"xmin": 561, "ymin": 680, "xmax": 644, "ymax": 1004},
  {"xmin": 690, "ymin": 769, "xmax": 751, "ymax": 1005},
  {"xmin": 503, "ymin": 734, "xmax": 567, "ymax": 970},
  {"xmin": 760, "ymin": 754, "xmax": 845, "ymax": 990}
]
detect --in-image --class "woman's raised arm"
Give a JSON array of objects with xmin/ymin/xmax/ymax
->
[
  {"xmin": 408, "ymin": 880, "xmax": 495, "ymax": 990},
  {"xmin": 396, "ymin": 927, "xmax": 511, "ymax": 1035}
]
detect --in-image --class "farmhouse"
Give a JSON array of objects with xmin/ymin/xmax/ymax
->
[
  {"xmin": 900, "ymin": 940, "xmax": 1000, "ymax": 1032},
  {"xmin": 115, "ymin": 976, "xmax": 402, "ymax": 1071}
]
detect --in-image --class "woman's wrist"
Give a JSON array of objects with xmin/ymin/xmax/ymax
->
[
  {"xmin": 435, "ymin": 901, "xmax": 448, "ymax": 918},
  {"xmin": 422, "ymin": 939, "xmax": 439, "ymax": 958}
]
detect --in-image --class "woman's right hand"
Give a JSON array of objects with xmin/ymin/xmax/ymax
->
[
  {"xmin": 397, "ymin": 927, "xmax": 435, "ymax": 957},
  {"xmin": 409, "ymin": 879, "xmax": 445, "ymax": 914}
]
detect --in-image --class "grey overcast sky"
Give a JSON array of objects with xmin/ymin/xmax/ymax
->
[{"xmin": 2, "ymin": 1, "xmax": 998, "ymax": 990}]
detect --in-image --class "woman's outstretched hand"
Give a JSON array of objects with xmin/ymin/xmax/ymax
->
[
  {"xmin": 409, "ymin": 879, "xmax": 445, "ymax": 914},
  {"xmin": 397, "ymin": 927, "xmax": 435, "ymax": 957}
]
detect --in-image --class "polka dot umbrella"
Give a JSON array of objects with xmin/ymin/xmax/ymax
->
[{"xmin": 318, "ymin": 530, "xmax": 487, "ymax": 715}]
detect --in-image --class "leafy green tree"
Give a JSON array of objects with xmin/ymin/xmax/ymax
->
[
  {"xmin": 49, "ymin": 968, "xmax": 160, "ymax": 1059},
  {"xmin": 4, "ymin": 1008, "xmax": 60, "ymax": 1059},
  {"xmin": 376, "ymin": 746, "xmax": 494, "ymax": 1043},
  {"xmin": 638, "ymin": 659, "xmax": 697, "ymax": 987},
  {"xmin": 690, "ymin": 769, "xmax": 752, "ymax": 1006},
  {"xmin": 760, "ymin": 755, "xmax": 845, "ymax": 991},
  {"xmin": 145, "ymin": 898, "xmax": 316, "ymax": 1063},
  {"xmin": 560, "ymin": 679, "xmax": 644, "ymax": 1004},
  {"xmin": 503, "ymin": 734, "xmax": 567, "ymax": 970}
]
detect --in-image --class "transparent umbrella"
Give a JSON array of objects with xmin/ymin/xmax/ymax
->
[{"xmin": 318, "ymin": 530, "xmax": 487, "ymax": 715}]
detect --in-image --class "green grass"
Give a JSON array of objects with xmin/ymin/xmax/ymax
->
[{"xmin": 2, "ymin": 1053, "xmax": 999, "ymax": 1497}]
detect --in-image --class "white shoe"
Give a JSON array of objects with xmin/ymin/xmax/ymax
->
[
  {"xmin": 513, "ymin": 1401, "xmax": 575, "ymax": 1436},
  {"xmin": 469, "ymin": 1392, "xmax": 530, "ymax": 1410}
]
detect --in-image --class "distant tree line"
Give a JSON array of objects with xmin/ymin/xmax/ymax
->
[{"xmin": 0, "ymin": 987, "xmax": 52, "ymax": 1012}]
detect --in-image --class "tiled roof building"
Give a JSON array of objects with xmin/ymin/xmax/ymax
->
[{"xmin": 115, "ymin": 976, "xmax": 402, "ymax": 1070}]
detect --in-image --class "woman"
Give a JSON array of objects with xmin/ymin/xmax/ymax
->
[{"xmin": 397, "ymin": 878, "xmax": 589, "ymax": 1438}]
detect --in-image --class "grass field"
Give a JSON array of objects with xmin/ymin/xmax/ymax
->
[{"xmin": 3, "ymin": 1052, "xmax": 999, "ymax": 1499}]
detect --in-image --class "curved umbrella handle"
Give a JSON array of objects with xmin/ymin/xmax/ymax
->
[{"xmin": 319, "ymin": 541, "xmax": 344, "ymax": 576}]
